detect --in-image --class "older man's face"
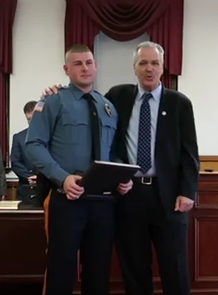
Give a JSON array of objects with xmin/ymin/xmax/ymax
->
[{"xmin": 134, "ymin": 47, "xmax": 163, "ymax": 91}]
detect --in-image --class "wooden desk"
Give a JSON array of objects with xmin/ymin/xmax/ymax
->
[
  {"xmin": 6, "ymin": 179, "xmax": 18, "ymax": 200},
  {"xmin": 1, "ymin": 172, "xmax": 218, "ymax": 294},
  {"xmin": 0, "ymin": 210, "xmax": 46, "ymax": 282}
]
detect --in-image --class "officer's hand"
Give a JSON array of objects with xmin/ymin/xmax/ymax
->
[
  {"xmin": 0, "ymin": 195, "xmax": 6, "ymax": 201},
  {"xmin": 28, "ymin": 175, "xmax": 37, "ymax": 185},
  {"xmin": 41, "ymin": 84, "xmax": 62, "ymax": 98},
  {"xmin": 117, "ymin": 180, "xmax": 133, "ymax": 195},
  {"xmin": 174, "ymin": 195, "xmax": 194, "ymax": 212},
  {"xmin": 63, "ymin": 175, "xmax": 84, "ymax": 200}
]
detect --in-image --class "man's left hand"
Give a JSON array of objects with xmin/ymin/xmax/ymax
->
[
  {"xmin": 117, "ymin": 180, "xmax": 133, "ymax": 195},
  {"xmin": 174, "ymin": 195, "xmax": 194, "ymax": 212}
]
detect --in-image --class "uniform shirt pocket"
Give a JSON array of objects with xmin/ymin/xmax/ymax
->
[
  {"xmin": 62, "ymin": 114, "xmax": 89, "ymax": 144},
  {"xmin": 100, "ymin": 116, "xmax": 117, "ymax": 147}
]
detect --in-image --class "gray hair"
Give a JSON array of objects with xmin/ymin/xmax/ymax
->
[{"xmin": 133, "ymin": 41, "xmax": 164, "ymax": 65}]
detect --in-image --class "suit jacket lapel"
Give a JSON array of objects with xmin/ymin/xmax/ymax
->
[
  {"xmin": 118, "ymin": 85, "xmax": 138, "ymax": 163},
  {"xmin": 122, "ymin": 85, "xmax": 138, "ymax": 132},
  {"xmin": 155, "ymin": 87, "xmax": 170, "ymax": 148}
]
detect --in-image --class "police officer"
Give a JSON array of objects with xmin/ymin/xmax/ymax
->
[
  {"xmin": 11, "ymin": 101, "xmax": 37, "ymax": 201},
  {"xmin": 25, "ymin": 44, "xmax": 132, "ymax": 295}
]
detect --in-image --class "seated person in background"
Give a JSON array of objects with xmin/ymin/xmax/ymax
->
[
  {"xmin": 0, "ymin": 144, "xmax": 7, "ymax": 200},
  {"xmin": 11, "ymin": 101, "xmax": 37, "ymax": 200}
]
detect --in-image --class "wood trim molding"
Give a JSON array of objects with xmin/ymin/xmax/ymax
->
[{"xmin": 200, "ymin": 156, "xmax": 218, "ymax": 162}]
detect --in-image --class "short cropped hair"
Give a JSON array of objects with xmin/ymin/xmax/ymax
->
[
  {"xmin": 65, "ymin": 44, "xmax": 91, "ymax": 62},
  {"xmin": 23, "ymin": 101, "xmax": 37, "ymax": 114}
]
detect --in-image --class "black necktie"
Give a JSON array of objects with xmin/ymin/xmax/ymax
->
[
  {"xmin": 83, "ymin": 93, "xmax": 100, "ymax": 161},
  {"xmin": 137, "ymin": 93, "xmax": 152, "ymax": 174}
]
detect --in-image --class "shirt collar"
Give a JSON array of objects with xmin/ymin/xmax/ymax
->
[
  {"xmin": 137, "ymin": 82, "xmax": 162, "ymax": 102},
  {"xmin": 69, "ymin": 83, "xmax": 97, "ymax": 102}
]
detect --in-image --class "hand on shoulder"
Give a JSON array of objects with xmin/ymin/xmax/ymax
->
[{"xmin": 41, "ymin": 84, "xmax": 63, "ymax": 98}]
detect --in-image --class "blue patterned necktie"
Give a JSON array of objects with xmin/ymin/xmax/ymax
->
[{"xmin": 137, "ymin": 93, "xmax": 152, "ymax": 174}]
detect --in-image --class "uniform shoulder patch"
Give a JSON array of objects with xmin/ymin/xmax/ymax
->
[{"xmin": 34, "ymin": 100, "xmax": 45, "ymax": 112}]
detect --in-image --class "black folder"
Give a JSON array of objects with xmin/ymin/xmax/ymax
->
[{"xmin": 79, "ymin": 161, "xmax": 140, "ymax": 195}]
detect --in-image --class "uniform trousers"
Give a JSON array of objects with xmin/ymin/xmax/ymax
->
[
  {"xmin": 115, "ymin": 177, "xmax": 190, "ymax": 295},
  {"xmin": 45, "ymin": 190, "xmax": 114, "ymax": 295}
]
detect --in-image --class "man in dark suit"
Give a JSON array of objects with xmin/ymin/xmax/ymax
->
[
  {"xmin": 105, "ymin": 41, "xmax": 199, "ymax": 295},
  {"xmin": 11, "ymin": 100, "xmax": 37, "ymax": 200}
]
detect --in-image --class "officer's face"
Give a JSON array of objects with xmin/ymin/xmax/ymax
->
[
  {"xmin": 25, "ymin": 111, "xmax": 34, "ymax": 125},
  {"xmin": 134, "ymin": 47, "xmax": 163, "ymax": 92},
  {"xmin": 64, "ymin": 51, "xmax": 97, "ymax": 89}
]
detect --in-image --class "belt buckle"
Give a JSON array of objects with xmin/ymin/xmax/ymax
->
[{"xmin": 141, "ymin": 177, "xmax": 152, "ymax": 185}]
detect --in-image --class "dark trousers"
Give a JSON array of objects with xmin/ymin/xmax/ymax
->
[
  {"xmin": 115, "ymin": 179, "xmax": 190, "ymax": 295},
  {"xmin": 45, "ymin": 191, "xmax": 114, "ymax": 295}
]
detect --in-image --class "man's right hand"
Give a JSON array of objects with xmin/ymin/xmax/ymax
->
[
  {"xmin": 63, "ymin": 175, "xmax": 84, "ymax": 200},
  {"xmin": 41, "ymin": 84, "xmax": 62, "ymax": 98},
  {"xmin": 28, "ymin": 175, "xmax": 37, "ymax": 185}
]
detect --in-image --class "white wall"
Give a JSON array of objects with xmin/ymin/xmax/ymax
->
[
  {"xmin": 94, "ymin": 33, "xmax": 149, "ymax": 93},
  {"xmin": 178, "ymin": 0, "xmax": 218, "ymax": 155},
  {"xmin": 10, "ymin": 0, "xmax": 68, "ymax": 146},
  {"xmin": 10, "ymin": 0, "xmax": 218, "ymax": 155}
]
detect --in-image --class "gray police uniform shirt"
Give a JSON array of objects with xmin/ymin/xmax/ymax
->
[{"xmin": 25, "ymin": 84, "xmax": 118, "ymax": 188}]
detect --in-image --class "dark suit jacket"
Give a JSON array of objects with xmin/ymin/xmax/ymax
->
[
  {"xmin": 105, "ymin": 84, "xmax": 199, "ymax": 223},
  {"xmin": 11, "ymin": 128, "xmax": 36, "ymax": 183},
  {"xmin": 11, "ymin": 129, "xmax": 38, "ymax": 201},
  {"xmin": 11, "ymin": 129, "xmax": 50, "ymax": 205}
]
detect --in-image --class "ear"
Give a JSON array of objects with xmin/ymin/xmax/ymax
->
[
  {"xmin": 94, "ymin": 59, "xmax": 97, "ymax": 71},
  {"xmin": 63, "ymin": 64, "xmax": 68, "ymax": 75},
  {"xmin": 160, "ymin": 63, "xmax": 164, "ymax": 76},
  {"xmin": 133, "ymin": 63, "xmax": 137, "ymax": 76}
]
